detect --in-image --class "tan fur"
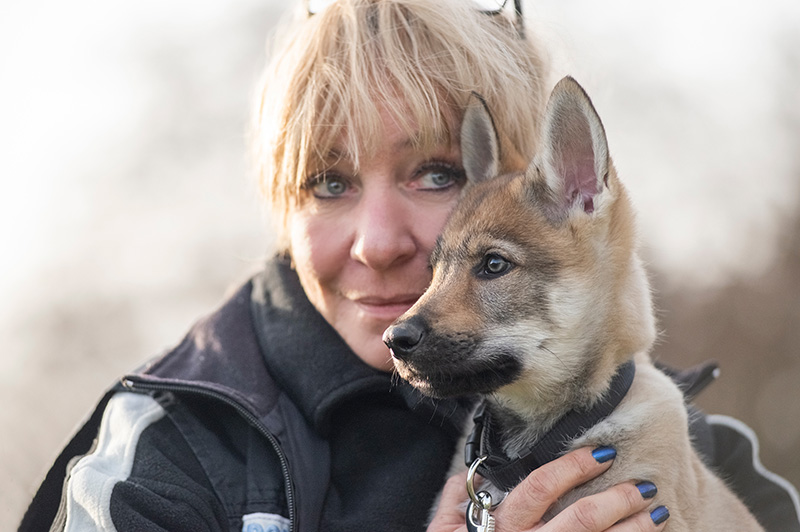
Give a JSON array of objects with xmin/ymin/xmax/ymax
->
[{"xmin": 386, "ymin": 77, "xmax": 764, "ymax": 530}]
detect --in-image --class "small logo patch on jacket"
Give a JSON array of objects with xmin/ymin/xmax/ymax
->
[{"xmin": 242, "ymin": 512, "xmax": 290, "ymax": 532}]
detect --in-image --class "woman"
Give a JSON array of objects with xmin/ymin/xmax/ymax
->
[{"xmin": 20, "ymin": 1, "xmax": 799, "ymax": 531}]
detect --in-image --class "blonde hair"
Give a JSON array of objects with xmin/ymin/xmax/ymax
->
[{"xmin": 254, "ymin": 0, "xmax": 550, "ymax": 252}]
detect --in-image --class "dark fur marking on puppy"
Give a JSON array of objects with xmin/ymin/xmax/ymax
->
[
  {"xmin": 393, "ymin": 331, "xmax": 523, "ymax": 398},
  {"xmin": 402, "ymin": 355, "xmax": 523, "ymax": 399},
  {"xmin": 524, "ymin": 174, "xmax": 564, "ymax": 225}
]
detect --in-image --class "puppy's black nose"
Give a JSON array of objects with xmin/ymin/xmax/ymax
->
[{"xmin": 383, "ymin": 319, "xmax": 425, "ymax": 360}]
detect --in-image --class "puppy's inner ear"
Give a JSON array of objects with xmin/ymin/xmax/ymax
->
[
  {"xmin": 461, "ymin": 93, "xmax": 500, "ymax": 185},
  {"xmin": 540, "ymin": 77, "xmax": 609, "ymax": 215},
  {"xmin": 551, "ymin": 112, "xmax": 598, "ymax": 213}
]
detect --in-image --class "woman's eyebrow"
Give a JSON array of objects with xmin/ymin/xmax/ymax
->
[
  {"xmin": 321, "ymin": 146, "xmax": 351, "ymax": 164},
  {"xmin": 397, "ymin": 134, "xmax": 456, "ymax": 154},
  {"xmin": 324, "ymin": 137, "xmax": 413, "ymax": 161},
  {"xmin": 322, "ymin": 131, "xmax": 454, "ymax": 164}
]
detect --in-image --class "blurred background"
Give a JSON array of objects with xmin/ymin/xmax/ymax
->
[{"xmin": 1, "ymin": 0, "xmax": 798, "ymax": 527}]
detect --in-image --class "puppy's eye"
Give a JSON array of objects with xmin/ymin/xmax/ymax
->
[{"xmin": 477, "ymin": 253, "xmax": 513, "ymax": 279}]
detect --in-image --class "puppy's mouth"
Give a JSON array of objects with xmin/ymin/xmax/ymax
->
[{"xmin": 394, "ymin": 355, "xmax": 522, "ymax": 398}]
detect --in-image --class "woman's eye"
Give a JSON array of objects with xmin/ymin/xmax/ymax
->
[
  {"xmin": 416, "ymin": 164, "xmax": 465, "ymax": 191},
  {"xmin": 309, "ymin": 175, "xmax": 350, "ymax": 198},
  {"xmin": 424, "ymin": 171, "xmax": 453, "ymax": 188}
]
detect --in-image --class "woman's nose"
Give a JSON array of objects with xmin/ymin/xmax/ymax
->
[{"xmin": 350, "ymin": 190, "xmax": 417, "ymax": 271}]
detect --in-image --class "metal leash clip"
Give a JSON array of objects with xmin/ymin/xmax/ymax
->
[{"xmin": 466, "ymin": 456, "xmax": 495, "ymax": 532}]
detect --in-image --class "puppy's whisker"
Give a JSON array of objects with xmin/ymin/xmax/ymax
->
[
  {"xmin": 539, "ymin": 344, "xmax": 569, "ymax": 372},
  {"xmin": 428, "ymin": 402, "xmax": 448, "ymax": 428},
  {"xmin": 389, "ymin": 369, "xmax": 403, "ymax": 389}
]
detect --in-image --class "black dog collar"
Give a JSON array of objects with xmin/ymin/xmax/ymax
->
[{"xmin": 465, "ymin": 360, "xmax": 637, "ymax": 492}]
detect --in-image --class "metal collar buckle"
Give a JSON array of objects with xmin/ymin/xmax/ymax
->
[{"xmin": 466, "ymin": 455, "xmax": 496, "ymax": 532}]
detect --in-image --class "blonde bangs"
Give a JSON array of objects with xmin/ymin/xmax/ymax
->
[{"xmin": 255, "ymin": 0, "xmax": 549, "ymax": 251}]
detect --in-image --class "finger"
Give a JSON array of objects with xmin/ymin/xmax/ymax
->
[
  {"xmin": 494, "ymin": 446, "xmax": 616, "ymax": 529},
  {"xmin": 606, "ymin": 506, "xmax": 670, "ymax": 532},
  {"xmin": 427, "ymin": 471, "xmax": 469, "ymax": 532},
  {"xmin": 544, "ymin": 482, "xmax": 664, "ymax": 532}
]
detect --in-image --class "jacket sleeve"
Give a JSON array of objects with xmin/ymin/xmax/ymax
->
[
  {"xmin": 707, "ymin": 414, "xmax": 800, "ymax": 532},
  {"xmin": 48, "ymin": 392, "xmax": 229, "ymax": 532}
]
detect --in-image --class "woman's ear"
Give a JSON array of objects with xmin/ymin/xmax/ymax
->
[{"xmin": 461, "ymin": 93, "xmax": 500, "ymax": 186}]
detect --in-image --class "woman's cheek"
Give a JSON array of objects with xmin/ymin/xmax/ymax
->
[
  {"xmin": 289, "ymin": 208, "xmax": 351, "ymax": 286},
  {"xmin": 418, "ymin": 197, "xmax": 461, "ymax": 251}
]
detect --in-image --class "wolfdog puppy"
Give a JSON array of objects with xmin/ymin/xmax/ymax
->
[{"xmin": 384, "ymin": 76, "xmax": 763, "ymax": 530}]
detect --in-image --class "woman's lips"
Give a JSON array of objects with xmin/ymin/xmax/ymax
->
[{"xmin": 353, "ymin": 295, "xmax": 421, "ymax": 322}]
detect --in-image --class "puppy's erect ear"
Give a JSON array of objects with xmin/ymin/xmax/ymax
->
[
  {"xmin": 538, "ymin": 76, "xmax": 609, "ymax": 215},
  {"xmin": 461, "ymin": 93, "xmax": 500, "ymax": 185}
]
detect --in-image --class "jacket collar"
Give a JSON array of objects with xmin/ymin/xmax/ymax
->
[{"xmin": 466, "ymin": 360, "xmax": 636, "ymax": 492}]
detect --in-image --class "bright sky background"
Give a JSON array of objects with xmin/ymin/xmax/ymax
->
[{"xmin": 0, "ymin": 0, "xmax": 269, "ymax": 310}]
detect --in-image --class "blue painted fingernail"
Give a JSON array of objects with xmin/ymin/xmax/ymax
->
[
  {"xmin": 591, "ymin": 446, "xmax": 616, "ymax": 463},
  {"xmin": 651, "ymin": 505, "xmax": 670, "ymax": 525},
  {"xmin": 636, "ymin": 481, "xmax": 657, "ymax": 499}
]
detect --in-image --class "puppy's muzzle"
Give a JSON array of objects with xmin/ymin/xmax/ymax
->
[{"xmin": 383, "ymin": 317, "xmax": 429, "ymax": 361}]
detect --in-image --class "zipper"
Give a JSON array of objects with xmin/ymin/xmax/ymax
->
[{"xmin": 121, "ymin": 376, "xmax": 297, "ymax": 532}]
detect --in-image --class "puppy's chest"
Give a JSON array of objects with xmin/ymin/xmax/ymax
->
[{"xmin": 552, "ymin": 365, "xmax": 692, "ymax": 514}]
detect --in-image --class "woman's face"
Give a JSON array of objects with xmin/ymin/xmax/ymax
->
[{"xmin": 288, "ymin": 108, "xmax": 465, "ymax": 371}]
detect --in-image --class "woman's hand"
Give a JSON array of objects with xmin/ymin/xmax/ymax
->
[{"xmin": 427, "ymin": 447, "xmax": 669, "ymax": 532}]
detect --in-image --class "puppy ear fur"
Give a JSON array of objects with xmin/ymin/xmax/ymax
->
[
  {"xmin": 461, "ymin": 92, "xmax": 500, "ymax": 186},
  {"xmin": 537, "ymin": 76, "xmax": 609, "ymax": 216}
]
